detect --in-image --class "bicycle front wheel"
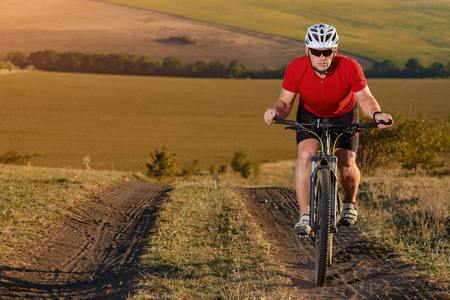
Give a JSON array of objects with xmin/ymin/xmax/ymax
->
[{"xmin": 314, "ymin": 168, "xmax": 333, "ymax": 286}]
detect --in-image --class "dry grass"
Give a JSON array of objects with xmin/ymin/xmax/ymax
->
[
  {"xmin": 132, "ymin": 178, "xmax": 293, "ymax": 299},
  {"xmin": 0, "ymin": 161, "xmax": 447, "ymax": 296},
  {"xmin": 218, "ymin": 159, "xmax": 296, "ymax": 188},
  {"xmin": 0, "ymin": 165, "xmax": 133, "ymax": 262},
  {"xmin": 132, "ymin": 162, "xmax": 449, "ymax": 297},
  {"xmin": 358, "ymin": 167, "xmax": 450, "ymax": 288},
  {"xmin": 218, "ymin": 161, "xmax": 450, "ymax": 289}
]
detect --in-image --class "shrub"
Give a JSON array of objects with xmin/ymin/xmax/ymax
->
[
  {"xmin": 0, "ymin": 151, "xmax": 43, "ymax": 165},
  {"xmin": 357, "ymin": 114, "xmax": 399, "ymax": 174},
  {"xmin": 218, "ymin": 165, "xmax": 227, "ymax": 174},
  {"xmin": 146, "ymin": 145, "xmax": 180, "ymax": 180},
  {"xmin": 83, "ymin": 155, "xmax": 91, "ymax": 171},
  {"xmin": 231, "ymin": 150, "xmax": 260, "ymax": 178},
  {"xmin": 4, "ymin": 61, "xmax": 16, "ymax": 71},
  {"xmin": 182, "ymin": 159, "xmax": 200, "ymax": 178},
  {"xmin": 209, "ymin": 165, "xmax": 216, "ymax": 175},
  {"xmin": 170, "ymin": 35, "xmax": 198, "ymax": 44},
  {"xmin": 394, "ymin": 116, "xmax": 448, "ymax": 170},
  {"xmin": 357, "ymin": 113, "xmax": 449, "ymax": 173},
  {"xmin": 6, "ymin": 51, "xmax": 28, "ymax": 69}
]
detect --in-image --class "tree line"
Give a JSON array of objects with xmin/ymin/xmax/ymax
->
[
  {"xmin": 6, "ymin": 50, "xmax": 284, "ymax": 79},
  {"xmin": 364, "ymin": 58, "xmax": 450, "ymax": 78},
  {"xmin": 5, "ymin": 50, "xmax": 450, "ymax": 79}
]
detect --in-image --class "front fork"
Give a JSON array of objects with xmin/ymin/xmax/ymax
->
[
  {"xmin": 330, "ymin": 156, "xmax": 339, "ymax": 233},
  {"xmin": 309, "ymin": 155, "xmax": 339, "ymax": 233}
]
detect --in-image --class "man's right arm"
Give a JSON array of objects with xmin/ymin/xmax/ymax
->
[{"xmin": 264, "ymin": 88, "xmax": 297, "ymax": 124}]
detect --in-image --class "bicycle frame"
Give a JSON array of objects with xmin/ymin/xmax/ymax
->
[
  {"xmin": 274, "ymin": 117, "xmax": 391, "ymax": 286},
  {"xmin": 272, "ymin": 119, "xmax": 391, "ymax": 225},
  {"xmin": 309, "ymin": 119, "xmax": 339, "ymax": 233}
]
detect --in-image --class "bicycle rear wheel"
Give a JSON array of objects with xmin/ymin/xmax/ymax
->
[{"xmin": 314, "ymin": 168, "xmax": 333, "ymax": 286}]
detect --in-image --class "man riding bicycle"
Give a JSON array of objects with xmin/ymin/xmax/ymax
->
[{"xmin": 263, "ymin": 23, "xmax": 393, "ymax": 236}]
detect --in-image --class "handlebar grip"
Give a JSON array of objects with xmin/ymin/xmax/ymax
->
[
  {"xmin": 274, "ymin": 119, "xmax": 295, "ymax": 125},
  {"xmin": 359, "ymin": 119, "xmax": 393, "ymax": 128},
  {"xmin": 358, "ymin": 123, "xmax": 379, "ymax": 128}
]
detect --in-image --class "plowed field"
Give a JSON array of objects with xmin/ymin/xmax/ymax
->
[{"xmin": 0, "ymin": 0, "xmax": 373, "ymax": 69}]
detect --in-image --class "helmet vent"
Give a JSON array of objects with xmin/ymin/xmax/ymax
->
[{"xmin": 305, "ymin": 23, "xmax": 339, "ymax": 48}]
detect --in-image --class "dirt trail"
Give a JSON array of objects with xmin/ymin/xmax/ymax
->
[
  {"xmin": 240, "ymin": 187, "xmax": 447, "ymax": 299},
  {"xmin": 0, "ymin": 182, "xmax": 171, "ymax": 300},
  {"xmin": 0, "ymin": 183, "xmax": 446, "ymax": 299}
]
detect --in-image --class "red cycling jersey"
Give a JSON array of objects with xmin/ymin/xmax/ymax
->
[{"xmin": 282, "ymin": 54, "xmax": 367, "ymax": 118}]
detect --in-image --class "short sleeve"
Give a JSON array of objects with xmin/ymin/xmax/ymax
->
[
  {"xmin": 282, "ymin": 61, "xmax": 299, "ymax": 94},
  {"xmin": 350, "ymin": 60, "xmax": 367, "ymax": 93}
]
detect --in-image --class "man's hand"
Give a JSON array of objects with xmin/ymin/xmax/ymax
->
[
  {"xmin": 264, "ymin": 109, "xmax": 279, "ymax": 125},
  {"xmin": 374, "ymin": 112, "xmax": 394, "ymax": 128},
  {"xmin": 264, "ymin": 89, "xmax": 296, "ymax": 125}
]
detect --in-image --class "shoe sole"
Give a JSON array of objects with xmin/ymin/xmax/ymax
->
[
  {"xmin": 340, "ymin": 219, "xmax": 356, "ymax": 226},
  {"xmin": 294, "ymin": 227, "xmax": 312, "ymax": 235}
]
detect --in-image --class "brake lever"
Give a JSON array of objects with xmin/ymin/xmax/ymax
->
[
  {"xmin": 378, "ymin": 119, "xmax": 393, "ymax": 126},
  {"xmin": 343, "ymin": 125, "xmax": 359, "ymax": 135},
  {"xmin": 292, "ymin": 124, "xmax": 308, "ymax": 133}
]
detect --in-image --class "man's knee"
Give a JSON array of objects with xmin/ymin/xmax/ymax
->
[
  {"xmin": 336, "ymin": 152, "xmax": 359, "ymax": 177},
  {"xmin": 298, "ymin": 151, "xmax": 313, "ymax": 165},
  {"xmin": 340, "ymin": 162, "xmax": 358, "ymax": 177},
  {"xmin": 297, "ymin": 139, "xmax": 320, "ymax": 167}
]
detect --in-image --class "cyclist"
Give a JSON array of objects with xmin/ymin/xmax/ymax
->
[{"xmin": 263, "ymin": 23, "xmax": 393, "ymax": 236}]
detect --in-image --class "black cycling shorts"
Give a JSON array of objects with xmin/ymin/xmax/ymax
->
[{"xmin": 296, "ymin": 104, "xmax": 359, "ymax": 153}]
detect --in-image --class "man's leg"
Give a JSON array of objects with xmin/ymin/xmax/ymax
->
[
  {"xmin": 335, "ymin": 148, "xmax": 360, "ymax": 203},
  {"xmin": 335, "ymin": 148, "xmax": 359, "ymax": 225},
  {"xmin": 293, "ymin": 139, "xmax": 319, "ymax": 235},
  {"xmin": 294, "ymin": 139, "xmax": 320, "ymax": 215}
]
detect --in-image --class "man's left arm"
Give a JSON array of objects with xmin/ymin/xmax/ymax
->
[{"xmin": 355, "ymin": 86, "xmax": 393, "ymax": 128}]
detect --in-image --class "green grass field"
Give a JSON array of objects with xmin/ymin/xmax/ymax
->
[
  {"xmin": 99, "ymin": 0, "xmax": 450, "ymax": 67},
  {"xmin": 0, "ymin": 71, "xmax": 448, "ymax": 173}
]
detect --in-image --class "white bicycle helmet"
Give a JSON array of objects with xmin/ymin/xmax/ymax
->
[{"xmin": 305, "ymin": 23, "xmax": 339, "ymax": 49}]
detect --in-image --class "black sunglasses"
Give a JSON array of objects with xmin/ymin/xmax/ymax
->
[{"xmin": 308, "ymin": 48, "xmax": 334, "ymax": 57}]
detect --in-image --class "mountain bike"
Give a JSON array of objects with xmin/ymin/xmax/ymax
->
[{"xmin": 274, "ymin": 118, "xmax": 392, "ymax": 286}]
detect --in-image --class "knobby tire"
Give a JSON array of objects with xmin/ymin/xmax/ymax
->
[{"xmin": 314, "ymin": 169, "xmax": 332, "ymax": 286}]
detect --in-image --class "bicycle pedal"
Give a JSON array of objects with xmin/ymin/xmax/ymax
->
[{"xmin": 298, "ymin": 234, "xmax": 312, "ymax": 239}]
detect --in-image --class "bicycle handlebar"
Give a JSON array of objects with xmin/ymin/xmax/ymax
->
[
  {"xmin": 273, "ymin": 119, "xmax": 392, "ymax": 132},
  {"xmin": 273, "ymin": 119, "xmax": 295, "ymax": 126}
]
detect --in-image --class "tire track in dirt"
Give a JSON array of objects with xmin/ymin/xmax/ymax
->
[
  {"xmin": 0, "ymin": 182, "xmax": 446, "ymax": 299},
  {"xmin": 239, "ymin": 187, "xmax": 447, "ymax": 299},
  {"xmin": 0, "ymin": 181, "xmax": 171, "ymax": 299}
]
